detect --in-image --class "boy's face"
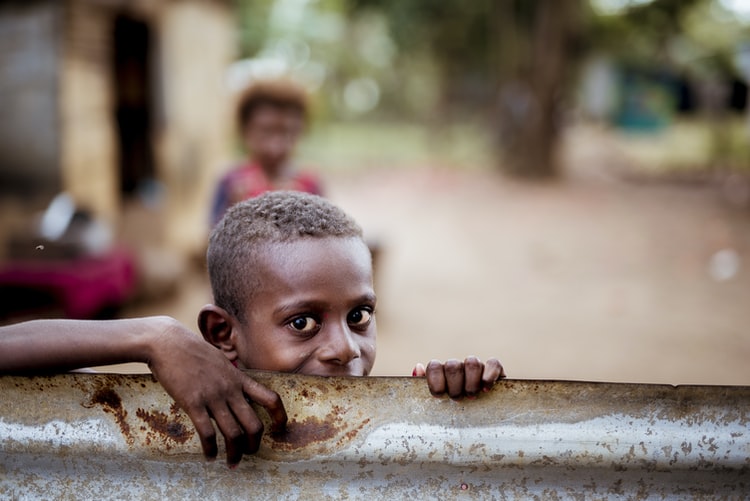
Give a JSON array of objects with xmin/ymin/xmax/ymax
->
[
  {"xmin": 243, "ymin": 104, "xmax": 304, "ymax": 174},
  {"xmin": 233, "ymin": 237, "xmax": 376, "ymax": 376}
]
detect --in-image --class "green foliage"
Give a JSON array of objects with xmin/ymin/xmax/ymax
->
[
  {"xmin": 588, "ymin": 0, "xmax": 750, "ymax": 77},
  {"xmin": 297, "ymin": 119, "xmax": 495, "ymax": 173},
  {"xmin": 231, "ymin": 0, "xmax": 750, "ymax": 177},
  {"xmin": 234, "ymin": 0, "xmax": 273, "ymax": 57}
]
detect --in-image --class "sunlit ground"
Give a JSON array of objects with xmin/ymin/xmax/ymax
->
[{"xmin": 120, "ymin": 119, "xmax": 750, "ymax": 385}]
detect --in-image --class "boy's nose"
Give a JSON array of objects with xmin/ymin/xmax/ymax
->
[{"xmin": 318, "ymin": 321, "xmax": 360, "ymax": 366}]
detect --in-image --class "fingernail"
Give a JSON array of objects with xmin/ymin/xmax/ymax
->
[{"xmin": 228, "ymin": 463, "xmax": 238, "ymax": 470}]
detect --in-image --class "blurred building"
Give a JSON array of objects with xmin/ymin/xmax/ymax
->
[{"xmin": 0, "ymin": 0, "xmax": 235, "ymax": 260}]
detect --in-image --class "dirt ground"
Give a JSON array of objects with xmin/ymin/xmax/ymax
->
[{"xmin": 121, "ymin": 126, "xmax": 750, "ymax": 386}]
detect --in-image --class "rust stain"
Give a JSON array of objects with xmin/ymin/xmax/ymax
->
[
  {"xmin": 135, "ymin": 408, "xmax": 193, "ymax": 447},
  {"xmin": 272, "ymin": 415, "xmax": 339, "ymax": 450},
  {"xmin": 271, "ymin": 404, "xmax": 371, "ymax": 451},
  {"xmin": 86, "ymin": 387, "xmax": 132, "ymax": 444},
  {"xmin": 312, "ymin": 381, "xmax": 331, "ymax": 396},
  {"xmin": 343, "ymin": 418, "xmax": 370, "ymax": 442}
]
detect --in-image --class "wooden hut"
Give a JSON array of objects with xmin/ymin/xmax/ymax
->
[{"xmin": 0, "ymin": 0, "xmax": 235, "ymax": 260}]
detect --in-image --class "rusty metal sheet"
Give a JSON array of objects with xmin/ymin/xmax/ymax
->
[{"xmin": 1, "ymin": 372, "xmax": 748, "ymax": 499}]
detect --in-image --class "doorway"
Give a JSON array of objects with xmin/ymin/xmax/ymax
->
[{"xmin": 113, "ymin": 14, "xmax": 155, "ymax": 197}]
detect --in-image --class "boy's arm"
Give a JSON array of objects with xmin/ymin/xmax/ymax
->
[
  {"xmin": 413, "ymin": 357, "xmax": 505, "ymax": 399},
  {"xmin": 0, "ymin": 317, "xmax": 287, "ymax": 466}
]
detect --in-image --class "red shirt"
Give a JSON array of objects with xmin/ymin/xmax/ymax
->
[{"xmin": 211, "ymin": 162, "xmax": 323, "ymax": 225}]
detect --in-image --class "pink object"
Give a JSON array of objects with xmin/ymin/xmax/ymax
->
[{"xmin": 0, "ymin": 247, "xmax": 136, "ymax": 319}]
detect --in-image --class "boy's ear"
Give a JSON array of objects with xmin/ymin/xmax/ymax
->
[{"xmin": 197, "ymin": 304, "xmax": 239, "ymax": 362}]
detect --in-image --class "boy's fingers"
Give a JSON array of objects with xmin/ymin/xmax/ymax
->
[
  {"xmin": 242, "ymin": 378, "xmax": 288, "ymax": 434},
  {"xmin": 228, "ymin": 395, "xmax": 265, "ymax": 455},
  {"xmin": 425, "ymin": 360, "xmax": 446, "ymax": 396},
  {"xmin": 463, "ymin": 356, "xmax": 483, "ymax": 396},
  {"xmin": 444, "ymin": 359, "xmax": 465, "ymax": 399},
  {"xmin": 482, "ymin": 358, "xmax": 506, "ymax": 389},
  {"xmin": 185, "ymin": 408, "xmax": 219, "ymax": 460},
  {"xmin": 209, "ymin": 403, "xmax": 247, "ymax": 466}
]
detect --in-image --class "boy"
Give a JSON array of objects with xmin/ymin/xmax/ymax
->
[
  {"xmin": 0, "ymin": 191, "xmax": 505, "ymax": 466},
  {"xmin": 210, "ymin": 79, "xmax": 323, "ymax": 226}
]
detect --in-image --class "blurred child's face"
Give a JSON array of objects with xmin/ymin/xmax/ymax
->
[
  {"xmin": 243, "ymin": 105, "xmax": 304, "ymax": 173},
  {"xmin": 234, "ymin": 237, "xmax": 376, "ymax": 376}
]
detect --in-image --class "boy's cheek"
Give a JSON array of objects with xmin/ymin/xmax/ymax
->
[{"xmin": 361, "ymin": 344, "xmax": 377, "ymax": 376}]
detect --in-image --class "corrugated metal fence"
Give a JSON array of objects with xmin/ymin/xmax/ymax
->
[{"xmin": 1, "ymin": 372, "xmax": 748, "ymax": 499}]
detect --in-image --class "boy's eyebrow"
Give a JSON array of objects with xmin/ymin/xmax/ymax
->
[{"xmin": 274, "ymin": 293, "xmax": 377, "ymax": 316}]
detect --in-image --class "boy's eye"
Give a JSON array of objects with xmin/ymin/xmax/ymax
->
[
  {"xmin": 289, "ymin": 316, "xmax": 319, "ymax": 333},
  {"xmin": 347, "ymin": 308, "xmax": 372, "ymax": 327}
]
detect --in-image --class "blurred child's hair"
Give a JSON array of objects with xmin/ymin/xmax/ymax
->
[
  {"xmin": 208, "ymin": 191, "xmax": 364, "ymax": 322},
  {"xmin": 236, "ymin": 78, "xmax": 309, "ymax": 131}
]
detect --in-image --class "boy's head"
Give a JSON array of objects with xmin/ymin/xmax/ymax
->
[
  {"xmin": 236, "ymin": 79, "xmax": 309, "ymax": 174},
  {"xmin": 199, "ymin": 191, "xmax": 376, "ymax": 377}
]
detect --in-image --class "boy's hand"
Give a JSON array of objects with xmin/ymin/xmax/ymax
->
[
  {"xmin": 147, "ymin": 319, "xmax": 287, "ymax": 467},
  {"xmin": 413, "ymin": 357, "xmax": 505, "ymax": 399}
]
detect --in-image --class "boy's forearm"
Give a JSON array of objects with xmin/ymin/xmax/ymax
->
[{"xmin": 0, "ymin": 316, "xmax": 176, "ymax": 373}]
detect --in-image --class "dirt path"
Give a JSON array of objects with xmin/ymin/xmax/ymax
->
[
  {"xmin": 122, "ymin": 129, "xmax": 750, "ymax": 385},
  {"xmin": 328, "ymin": 166, "xmax": 749, "ymax": 385}
]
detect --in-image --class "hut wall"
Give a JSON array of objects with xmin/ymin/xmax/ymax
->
[{"xmin": 0, "ymin": 1, "xmax": 61, "ymax": 200}]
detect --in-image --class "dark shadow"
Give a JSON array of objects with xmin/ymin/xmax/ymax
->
[{"xmin": 113, "ymin": 15, "xmax": 155, "ymax": 197}]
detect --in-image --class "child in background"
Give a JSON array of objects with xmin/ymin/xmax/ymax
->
[
  {"xmin": 210, "ymin": 79, "xmax": 323, "ymax": 226},
  {"xmin": 0, "ymin": 191, "xmax": 505, "ymax": 466}
]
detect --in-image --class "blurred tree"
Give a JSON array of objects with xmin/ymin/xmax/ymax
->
[
  {"xmin": 233, "ymin": 0, "xmax": 750, "ymax": 176},
  {"xmin": 588, "ymin": 0, "xmax": 750, "ymax": 170},
  {"xmin": 491, "ymin": 0, "xmax": 586, "ymax": 178},
  {"xmin": 588, "ymin": 0, "xmax": 724, "ymax": 69},
  {"xmin": 588, "ymin": 0, "xmax": 750, "ymax": 106},
  {"xmin": 233, "ymin": 0, "xmax": 396, "ymax": 120},
  {"xmin": 348, "ymin": 0, "xmax": 586, "ymax": 179}
]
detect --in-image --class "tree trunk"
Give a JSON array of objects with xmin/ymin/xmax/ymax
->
[{"xmin": 492, "ymin": 0, "xmax": 582, "ymax": 179}]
